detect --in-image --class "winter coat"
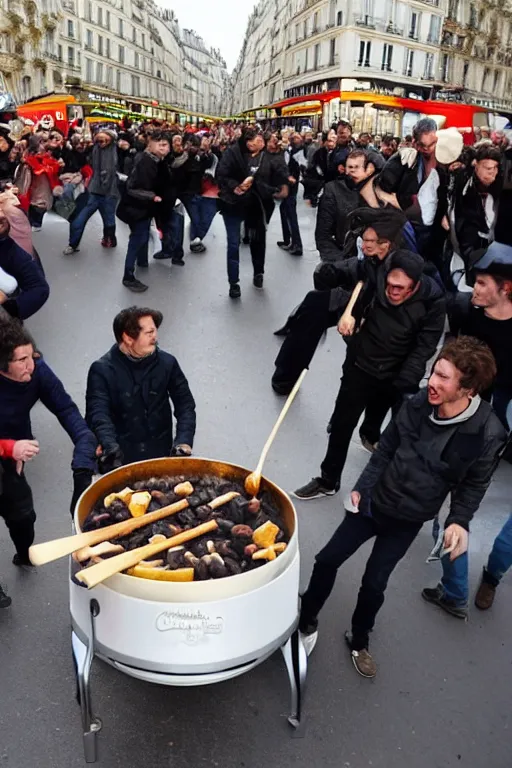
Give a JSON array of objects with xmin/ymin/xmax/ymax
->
[
  {"xmin": 88, "ymin": 139, "xmax": 119, "ymax": 198},
  {"xmin": 179, "ymin": 153, "xmax": 214, "ymax": 197},
  {"xmin": 314, "ymin": 177, "xmax": 372, "ymax": 261},
  {"xmin": 453, "ymin": 172, "xmax": 500, "ymax": 272},
  {"xmin": 86, "ymin": 345, "xmax": 196, "ymax": 466},
  {"xmin": 494, "ymin": 147, "xmax": 512, "ymax": 246},
  {"xmin": 354, "ymin": 389, "xmax": 507, "ymax": 530},
  {"xmin": 0, "ymin": 359, "xmax": 97, "ymax": 472},
  {"xmin": 0, "ymin": 235, "xmax": 49, "ymax": 319},
  {"xmin": 117, "ymin": 151, "xmax": 170, "ymax": 223},
  {"xmin": 217, "ymin": 139, "xmax": 289, "ymax": 221}
]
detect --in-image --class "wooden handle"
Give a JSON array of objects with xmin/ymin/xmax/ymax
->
[
  {"xmin": 75, "ymin": 520, "xmax": 218, "ymax": 589},
  {"xmin": 255, "ymin": 368, "xmax": 307, "ymax": 477},
  {"xmin": 339, "ymin": 280, "xmax": 364, "ymax": 322},
  {"xmin": 29, "ymin": 491, "xmax": 239, "ymax": 566}
]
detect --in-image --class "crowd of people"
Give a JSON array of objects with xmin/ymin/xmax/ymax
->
[{"xmin": 0, "ymin": 113, "xmax": 510, "ymax": 684}]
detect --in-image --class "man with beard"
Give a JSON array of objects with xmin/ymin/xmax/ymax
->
[
  {"xmin": 298, "ymin": 336, "xmax": 506, "ymax": 677},
  {"xmin": 86, "ymin": 306, "xmax": 196, "ymax": 471},
  {"xmin": 422, "ymin": 242, "xmax": 512, "ymax": 618},
  {"xmin": 272, "ymin": 207, "xmax": 409, "ymax": 396},
  {"xmin": 294, "ymin": 247, "xmax": 446, "ymax": 499},
  {"xmin": 315, "ymin": 149, "xmax": 380, "ymax": 261}
]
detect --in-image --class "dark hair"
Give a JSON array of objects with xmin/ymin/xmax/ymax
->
[
  {"xmin": 321, "ymin": 131, "xmax": 329, "ymax": 142},
  {"xmin": 184, "ymin": 134, "xmax": 201, "ymax": 147},
  {"xmin": 241, "ymin": 127, "xmax": 261, "ymax": 144},
  {"xmin": 337, "ymin": 119, "xmax": 353, "ymax": 132},
  {"xmin": 381, "ymin": 134, "xmax": 396, "ymax": 147},
  {"xmin": 474, "ymin": 269, "xmax": 512, "ymax": 301},
  {"xmin": 436, "ymin": 336, "xmax": 497, "ymax": 394},
  {"xmin": 148, "ymin": 131, "xmax": 170, "ymax": 144},
  {"xmin": 405, "ymin": 135, "xmax": 412, "ymax": 142},
  {"xmin": 475, "ymin": 145, "xmax": 502, "ymax": 164},
  {"xmin": 113, "ymin": 307, "xmax": 163, "ymax": 343},
  {"xmin": 0, "ymin": 318, "xmax": 35, "ymax": 371},
  {"xmin": 413, "ymin": 118, "xmax": 438, "ymax": 142},
  {"xmin": 27, "ymin": 135, "xmax": 44, "ymax": 154},
  {"xmin": 347, "ymin": 148, "xmax": 370, "ymax": 167}
]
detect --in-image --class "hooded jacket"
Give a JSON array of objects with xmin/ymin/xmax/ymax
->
[{"xmin": 354, "ymin": 389, "xmax": 507, "ymax": 530}]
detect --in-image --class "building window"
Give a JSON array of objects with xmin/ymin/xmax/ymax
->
[
  {"xmin": 57, "ymin": 43, "xmax": 62, "ymax": 61},
  {"xmin": 116, "ymin": 70, "xmax": 122, "ymax": 92},
  {"xmin": 305, "ymin": 47, "xmax": 309, "ymax": 70},
  {"xmin": 329, "ymin": 37, "xmax": 336, "ymax": 66},
  {"xmin": 97, "ymin": 6, "xmax": 102, "ymax": 25},
  {"xmin": 98, "ymin": 36, "xmax": 103, "ymax": 55},
  {"xmin": 85, "ymin": 0, "xmax": 92, "ymax": 21},
  {"xmin": 85, "ymin": 29, "xmax": 93, "ymax": 50},
  {"xmin": 96, "ymin": 62, "xmax": 103, "ymax": 83},
  {"xmin": 303, "ymin": 20, "xmax": 307, "ymax": 38},
  {"xmin": 131, "ymin": 75, "xmax": 140, "ymax": 97},
  {"xmin": 269, "ymin": 82, "xmax": 275, "ymax": 102},
  {"xmin": 67, "ymin": 46, "xmax": 74, "ymax": 66},
  {"xmin": 336, "ymin": 10, "xmax": 343, "ymax": 25},
  {"xmin": 314, "ymin": 42, "xmax": 320, "ymax": 68},
  {"xmin": 106, "ymin": 66, "xmax": 113, "ymax": 87},
  {"xmin": 424, "ymin": 52, "xmax": 434, "ymax": 79},
  {"xmin": 382, "ymin": 43, "xmax": 393, "ymax": 71},
  {"xmin": 493, "ymin": 69, "xmax": 500, "ymax": 92},
  {"xmin": 441, "ymin": 52, "xmax": 449, "ymax": 82},
  {"xmin": 106, "ymin": 38, "xmax": 110, "ymax": 58},
  {"xmin": 119, "ymin": 18, "xmax": 124, "ymax": 38},
  {"xmin": 295, "ymin": 23, "xmax": 299, "ymax": 42},
  {"xmin": 404, "ymin": 48, "xmax": 414, "ymax": 76},
  {"xmin": 67, "ymin": 20, "xmax": 74, "ymax": 38},
  {"xmin": 428, "ymin": 15, "xmax": 440, "ymax": 44},
  {"xmin": 119, "ymin": 45, "xmax": 125, "ymax": 64},
  {"xmin": 141, "ymin": 32, "xmax": 145, "ymax": 48},
  {"xmin": 134, "ymin": 52, "xmax": 139, "ymax": 68},
  {"xmin": 409, "ymin": 11, "xmax": 419, "ymax": 40},
  {"xmin": 85, "ymin": 58, "xmax": 93, "ymax": 82},
  {"xmin": 469, "ymin": 3, "xmax": 477, "ymax": 27},
  {"xmin": 106, "ymin": 10, "xmax": 110, "ymax": 30},
  {"xmin": 358, "ymin": 40, "xmax": 372, "ymax": 67},
  {"xmin": 463, "ymin": 60, "xmax": 469, "ymax": 87},
  {"xmin": 313, "ymin": 11, "xmax": 318, "ymax": 32}
]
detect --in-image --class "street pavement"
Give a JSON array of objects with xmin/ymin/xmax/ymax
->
[{"xmin": 0, "ymin": 200, "xmax": 511, "ymax": 768}]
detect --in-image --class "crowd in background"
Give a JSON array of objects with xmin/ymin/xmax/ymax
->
[{"xmin": 0, "ymin": 110, "xmax": 511, "ymax": 677}]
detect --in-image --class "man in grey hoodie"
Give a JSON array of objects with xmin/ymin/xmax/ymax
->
[
  {"xmin": 63, "ymin": 130, "xmax": 119, "ymax": 254},
  {"xmin": 298, "ymin": 336, "xmax": 507, "ymax": 678}
]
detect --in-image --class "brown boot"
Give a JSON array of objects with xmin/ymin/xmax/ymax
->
[{"xmin": 475, "ymin": 579, "xmax": 497, "ymax": 610}]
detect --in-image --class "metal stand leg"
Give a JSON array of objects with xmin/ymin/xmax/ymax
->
[
  {"xmin": 281, "ymin": 629, "xmax": 307, "ymax": 736},
  {"xmin": 71, "ymin": 600, "xmax": 102, "ymax": 763}
]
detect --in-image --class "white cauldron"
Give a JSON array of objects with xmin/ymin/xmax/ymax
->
[{"xmin": 70, "ymin": 458, "xmax": 307, "ymax": 763}]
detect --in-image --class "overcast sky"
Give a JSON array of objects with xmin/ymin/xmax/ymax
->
[{"xmin": 161, "ymin": 0, "xmax": 253, "ymax": 71}]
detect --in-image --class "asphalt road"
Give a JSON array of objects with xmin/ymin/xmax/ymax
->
[{"xmin": 0, "ymin": 200, "xmax": 510, "ymax": 768}]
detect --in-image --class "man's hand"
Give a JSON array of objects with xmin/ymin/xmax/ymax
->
[
  {"xmin": 443, "ymin": 524, "xmax": 469, "ymax": 561},
  {"xmin": 154, "ymin": 195, "xmax": 162, "ymax": 202},
  {"xmin": 337, "ymin": 314, "xmax": 356, "ymax": 337},
  {"xmin": 288, "ymin": 176, "xmax": 297, "ymax": 185},
  {"xmin": 12, "ymin": 439, "xmax": 39, "ymax": 474},
  {"xmin": 98, "ymin": 446, "xmax": 123, "ymax": 474},
  {"xmin": 0, "ymin": 289, "xmax": 8, "ymax": 304},
  {"xmin": 350, "ymin": 491, "xmax": 360, "ymax": 512},
  {"xmin": 172, "ymin": 444, "xmax": 192, "ymax": 457},
  {"xmin": 274, "ymin": 185, "xmax": 288, "ymax": 200}
]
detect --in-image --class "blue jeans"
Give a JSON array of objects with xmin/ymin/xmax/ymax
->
[
  {"xmin": 279, "ymin": 195, "xmax": 302, "ymax": 249},
  {"xmin": 181, "ymin": 194, "xmax": 201, "ymax": 241},
  {"xmin": 124, "ymin": 218, "xmax": 151, "ymax": 278},
  {"xmin": 432, "ymin": 516, "xmax": 469, "ymax": 605},
  {"xmin": 222, "ymin": 211, "xmax": 266, "ymax": 283},
  {"xmin": 160, "ymin": 206, "xmax": 184, "ymax": 259},
  {"xmin": 487, "ymin": 514, "xmax": 512, "ymax": 583},
  {"xmin": 69, "ymin": 193, "xmax": 117, "ymax": 247},
  {"xmin": 198, "ymin": 197, "xmax": 218, "ymax": 239}
]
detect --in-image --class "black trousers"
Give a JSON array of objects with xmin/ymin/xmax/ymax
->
[
  {"xmin": 300, "ymin": 509, "xmax": 422, "ymax": 649},
  {"xmin": 0, "ymin": 467, "xmax": 36, "ymax": 559},
  {"xmin": 320, "ymin": 362, "xmax": 399, "ymax": 487}
]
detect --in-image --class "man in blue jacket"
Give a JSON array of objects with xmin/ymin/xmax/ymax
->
[
  {"xmin": 0, "ymin": 214, "xmax": 49, "ymax": 320},
  {"xmin": 0, "ymin": 319, "xmax": 97, "ymax": 567},
  {"xmin": 86, "ymin": 306, "xmax": 196, "ymax": 471}
]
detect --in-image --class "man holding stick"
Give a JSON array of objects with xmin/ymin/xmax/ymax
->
[{"xmin": 299, "ymin": 337, "xmax": 507, "ymax": 677}]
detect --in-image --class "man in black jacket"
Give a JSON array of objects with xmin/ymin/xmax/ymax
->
[
  {"xmin": 278, "ymin": 133, "xmax": 306, "ymax": 256},
  {"xmin": 117, "ymin": 131, "xmax": 171, "ymax": 292},
  {"xmin": 299, "ymin": 337, "xmax": 507, "ymax": 677},
  {"xmin": 86, "ymin": 306, "xmax": 196, "ymax": 470},
  {"xmin": 295, "ymin": 249, "xmax": 446, "ymax": 499}
]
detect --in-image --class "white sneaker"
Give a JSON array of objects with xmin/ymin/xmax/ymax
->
[
  {"xmin": 31, "ymin": 226, "xmax": 42, "ymax": 232},
  {"xmin": 190, "ymin": 237, "xmax": 201, "ymax": 246},
  {"xmin": 300, "ymin": 630, "xmax": 318, "ymax": 656},
  {"xmin": 63, "ymin": 245, "xmax": 79, "ymax": 255}
]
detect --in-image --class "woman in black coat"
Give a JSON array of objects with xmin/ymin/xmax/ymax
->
[{"xmin": 217, "ymin": 128, "xmax": 289, "ymax": 298}]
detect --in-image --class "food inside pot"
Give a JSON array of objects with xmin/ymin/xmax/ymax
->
[{"xmin": 79, "ymin": 474, "xmax": 289, "ymax": 580}]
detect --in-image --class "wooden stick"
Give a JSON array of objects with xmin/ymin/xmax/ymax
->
[
  {"xmin": 340, "ymin": 280, "xmax": 364, "ymax": 323},
  {"xmin": 75, "ymin": 520, "xmax": 218, "ymax": 589},
  {"xmin": 245, "ymin": 368, "xmax": 308, "ymax": 497},
  {"xmin": 29, "ymin": 491, "xmax": 239, "ymax": 566}
]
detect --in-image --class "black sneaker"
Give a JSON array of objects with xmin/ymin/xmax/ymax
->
[
  {"xmin": 137, "ymin": 263, "xmax": 149, "ymax": 269},
  {"xmin": 122, "ymin": 276, "xmax": 148, "ymax": 293},
  {"xmin": 293, "ymin": 477, "xmax": 339, "ymax": 500},
  {"xmin": 12, "ymin": 553, "xmax": 35, "ymax": 569},
  {"xmin": 242, "ymin": 236, "xmax": 250, "ymax": 245},
  {"xmin": 253, "ymin": 273, "xmax": 264, "ymax": 289},
  {"xmin": 171, "ymin": 257, "xmax": 185, "ymax": 266},
  {"xmin": 153, "ymin": 250, "xmax": 171, "ymax": 260},
  {"xmin": 360, "ymin": 434, "xmax": 378, "ymax": 453},
  {"xmin": 421, "ymin": 585, "xmax": 468, "ymax": 620},
  {"xmin": 288, "ymin": 247, "xmax": 303, "ymax": 256},
  {"xmin": 0, "ymin": 583, "xmax": 11, "ymax": 608},
  {"xmin": 277, "ymin": 241, "xmax": 290, "ymax": 250},
  {"xmin": 229, "ymin": 282, "xmax": 241, "ymax": 299},
  {"xmin": 344, "ymin": 631, "xmax": 377, "ymax": 678}
]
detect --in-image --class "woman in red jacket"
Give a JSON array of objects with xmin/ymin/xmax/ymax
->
[{"xmin": 0, "ymin": 436, "xmax": 39, "ymax": 608}]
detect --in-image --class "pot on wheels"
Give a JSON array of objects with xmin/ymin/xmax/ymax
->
[{"xmin": 70, "ymin": 457, "xmax": 307, "ymax": 764}]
